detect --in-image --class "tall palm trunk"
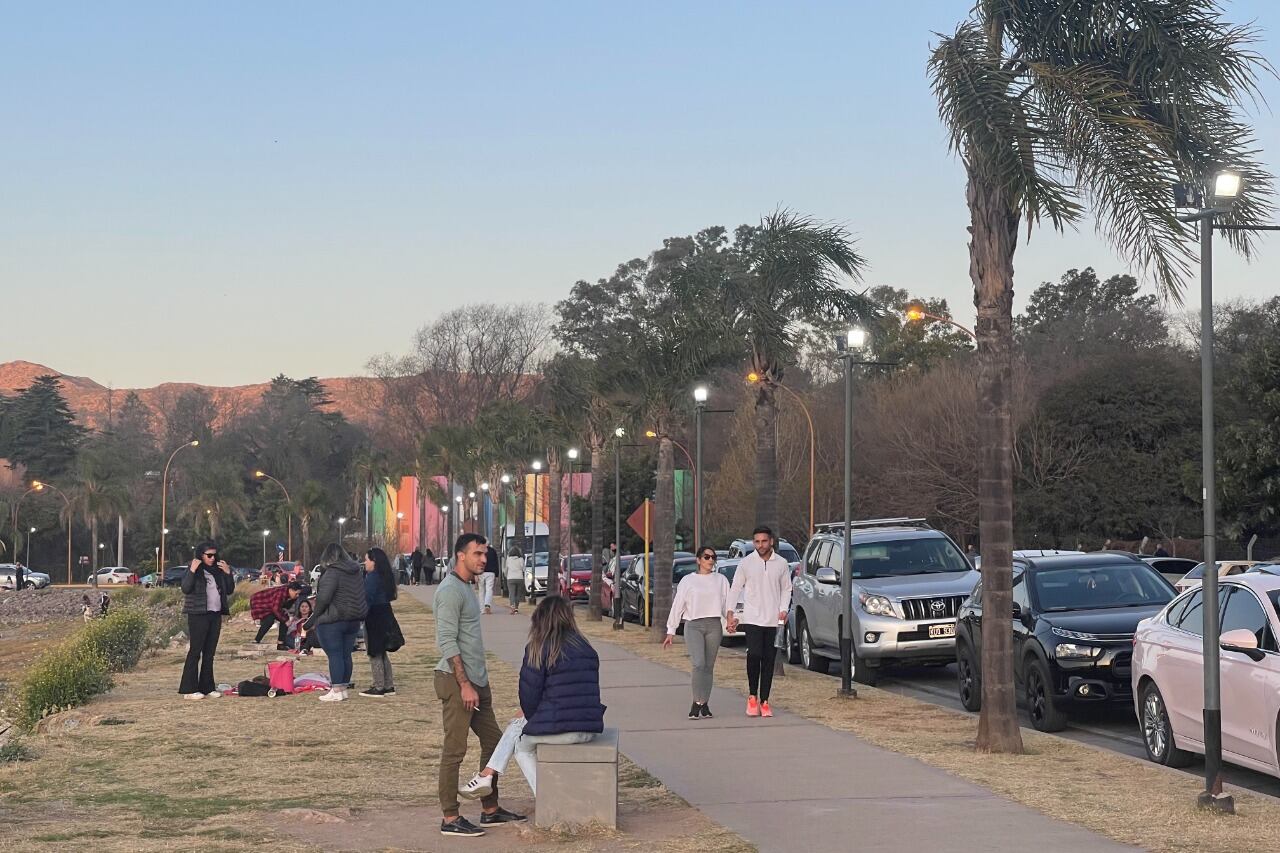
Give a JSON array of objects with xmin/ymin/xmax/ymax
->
[
  {"xmin": 969, "ymin": 167, "xmax": 1025, "ymax": 755},
  {"xmin": 513, "ymin": 470, "xmax": 528, "ymax": 555},
  {"xmin": 547, "ymin": 454, "xmax": 563, "ymax": 588},
  {"xmin": 753, "ymin": 383, "xmax": 779, "ymax": 534},
  {"xmin": 91, "ymin": 516, "xmax": 99, "ymax": 572},
  {"xmin": 300, "ymin": 516, "xmax": 312, "ymax": 569},
  {"xmin": 651, "ymin": 436, "xmax": 675, "ymax": 641},
  {"xmin": 588, "ymin": 439, "xmax": 605, "ymax": 620}
]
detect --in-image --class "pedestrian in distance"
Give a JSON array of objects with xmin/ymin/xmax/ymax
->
[
  {"xmin": 251, "ymin": 581, "xmax": 305, "ymax": 648},
  {"xmin": 411, "ymin": 548, "xmax": 424, "ymax": 586},
  {"xmin": 423, "ymin": 547, "xmax": 437, "ymax": 585},
  {"xmin": 505, "ymin": 546, "xmax": 526, "ymax": 614},
  {"xmin": 178, "ymin": 542, "xmax": 235, "ymax": 700},
  {"xmin": 360, "ymin": 547, "xmax": 400, "ymax": 697},
  {"xmin": 461, "ymin": 595, "xmax": 606, "ymax": 800},
  {"xmin": 81, "ymin": 594, "xmax": 93, "ymax": 623},
  {"xmin": 480, "ymin": 544, "xmax": 499, "ymax": 614},
  {"xmin": 303, "ymin": 544, "xmax": 369, "ymax": 702},
  {"xmin": 435, "ymin": 533, "xmax": 526, "ymax": 837},
  {"xmin": 665, "ymin": 545, "xmax": 730, "ymax": 719},
  {"xmin": 725, "ymin": 526, "xmax": 792, "ymax": 718}
]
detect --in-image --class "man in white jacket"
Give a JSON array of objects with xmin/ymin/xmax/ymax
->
[{"xmin": 725, "ymin": 526, "xmax": 792, "ymax": 718}]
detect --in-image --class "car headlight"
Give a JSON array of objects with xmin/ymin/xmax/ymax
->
[
  {"xmin": 1054, "ymin": 643, "xmax": 1101, "ymax": 660},
  {"xmin": 859, "ymin": 592, "xmax": 896, "ymax": 618}
]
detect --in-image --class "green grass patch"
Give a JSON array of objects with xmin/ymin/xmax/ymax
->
[{"xmin": 81, "ymin": 608, "xmax": 150, "ymax": 672}]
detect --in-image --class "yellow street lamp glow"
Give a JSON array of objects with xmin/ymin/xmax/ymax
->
[
  {"xmin": 905, "ymin": 305, "xmax": 925, "ymax": 322},
  {"xmin": 645, "ymin": 430, "xmax": 658, "ymax": 439},
  {"xmin": 746, "ymin": 372, "xmax": 760, "ymax": 384},
  {"xmin": 190, "ymin": 440, "xmax": 200, "ymax": 447},
  {"xmin": 254, "ymin": 470, "xmax": 265, "ymax": 478}
]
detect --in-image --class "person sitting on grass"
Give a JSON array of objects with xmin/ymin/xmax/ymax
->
[
  {"xmin": 251, "ymin": 581, "xmax": 305, "ymax": 648},
  {"xmin": 289, "ymin": 598, "xmax": 318, "ymax": 654},
  {"xmin": 460, "ymin": 595, "xmax": 606, "ymax": 800}
]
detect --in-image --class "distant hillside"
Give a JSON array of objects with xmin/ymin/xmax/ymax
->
[{"xmin": 0, "ymin": 360, "xmax": 387, "ymax": 431}]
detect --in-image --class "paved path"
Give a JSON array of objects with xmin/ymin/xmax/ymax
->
[{"xmin": 409, "ymin": 585, "xmax": 1135, "ymax": 853}]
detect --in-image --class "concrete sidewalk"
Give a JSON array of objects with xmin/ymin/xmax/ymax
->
[{"xmin": 409, "ymin": 585, "xmax": 1135, "ymax": 853}]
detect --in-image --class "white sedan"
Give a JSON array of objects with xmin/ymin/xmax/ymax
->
[
  {"xmin": 1132, "ymin": 573, "xmax": 1280, "ymax": 779},
  {"xmin": 95, "ymin": 567, "xmax": 137, "ymax": 584},
  {"xmin": 1173, "ymin": 560, "xmax": 1256, "ymax": 594}
]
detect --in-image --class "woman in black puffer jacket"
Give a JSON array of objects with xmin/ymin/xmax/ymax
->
[
  {"xmin": 178, "ymin": 541, "xmax": 236, "ymax": 699},
  {"xmin": 303, "ymin": 543, "xmax": 369, "ymax": 702},
  {"xmin": 460, "ymin": 596, "xmax": 605, "ymax": 799}
]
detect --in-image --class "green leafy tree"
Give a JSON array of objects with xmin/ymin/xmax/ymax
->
[
  {"xmin": 178, "ymin": 462, "xmax": 250, "ymax": 543},
  {"xmin": 67, "ymin": 454, "xmax": 131, "ymax": 573},
  {"xmin": 929, "ymin": 0, "xmax": 1274, "ymax": 752},
  {"xmin": 1, "ymin": 375, "xmax": 86, "ymax": 480},
  {"xmin": 1016, "ymin": 268, "xmax": 1167, "ymax": 360},
  {"xmin": 1219, "ymin": 297, "xmax": 1280, "ymax": 539}
]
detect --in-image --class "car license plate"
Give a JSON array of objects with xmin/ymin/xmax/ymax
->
[{"xmin": 927, "ymin": 623, "xmax": 955, "ymax": 639}]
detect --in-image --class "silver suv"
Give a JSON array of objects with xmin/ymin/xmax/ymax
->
[{"xmin": 785, "ymin": 518, "xmax": 977, "ymax": 685}]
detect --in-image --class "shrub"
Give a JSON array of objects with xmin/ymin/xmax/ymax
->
[
  {"xmin": 229, "ymin": 596, "xmax": 250, "ymax": 616},
  {"xmin": 146, "ymin": 587, "xmax": 181, "ymax": 608},
  {"xmin": 110, "ymin": 586, "xmax": 144, "ymax": 606},
  {"xmin": 16, "ymin": 642, "xmax": 112, "ymax": 730},
  {"xmin": 0, "ymin": 740, "xmax": 35, "ymax": 762},
  {"xmin": 80, "ymin": 609, "xmax": 149, "ymax": 672}
]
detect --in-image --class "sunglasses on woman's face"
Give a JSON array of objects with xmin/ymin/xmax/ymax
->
[
  {"xmin": 203, "ymin": 553, "xmax": 217, "ymax": 559},
  {"xmin": 699, "ymin": 554, "xmax": 715, "ymax": 561}
]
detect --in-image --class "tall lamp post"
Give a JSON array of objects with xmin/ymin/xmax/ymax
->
[
  {"xmin": 530, "ymin": 461, "xmax": 543, "ymax": 557},
  {"xmin": 396, "ymin": 511, "xmax": 405, "ymax": 553},
  {"xmin": 261, "ymin": 529, "xmax": 270, "ymax": 566},
  {"xmin": 613, "ymin": 428, "xmax": 625, "ymax": 628},
  {"xmin": 11, "ymin": 485, "xmax": 43, "ymax": 590},
  {"xmin": 480, "ymin": 482, "xmax": 491, "ymax": 541},
  {"xmin": 439, "ymin": 505, "xmax": 449, "ymax": 553},
  {"xmin": 26, "ymin": 527, "xmax": 35, "ymax": 568},
  {"xmin": 159, "ymin": 440, "xmax": 199, "ymax": 575},
  {"xmin": 746, "ymin": 373, "xmax": 816, "ymax": 538},
  {"xmin": 468, "ymin": 491, "xmax": 477, "ymax": 534},
  {"xmin": 337, "ymin": 516, "xmax": 348, "ymax": 551},
  {"xmin": 693, "ymin": 386, "xmax": 708, "ymax": 547},
  {"xmin": 500, "ymin": 474, "xmax": 511, "ymax": 548},
  {"xmin": 835, "ymin": 327, "xmax": 867, "ymax": 697},
  {"xmin": 31, "ymin": 481, "xmax": 72, "ymax": 584},
  {"xmin": 253, "ymin": 470, "xmax": 293, "ymax": 561},
  {"xmin": 1175, "ymin": 169, "xmax": 1250, "ymax": 813},
  {"xmin": 566, "ymin": 448, "xmax": 579, "ymax": 562}
]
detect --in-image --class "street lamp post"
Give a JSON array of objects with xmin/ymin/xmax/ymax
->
[
  {"xmin": 613, "ymin": 428, "xmax": 625, "ymax": 629},
  {"xmin": 262, "ymin": 529, "xmax": 270, "ymax": 565},
  {"xmin": 480, "ymin": 482, "xmax": 491, "ymax": 542},
  {"xmin": 337, "ymin": 517, "xmax": 348, "ymax": 550},
  {"xmin": 531, "ymin": 461, "xmax": 543, "ymax": 558},
  {"xmin": 746, "ymin": 373, "xmax": 816, "ymax": 538},
  {"xmin": 440, "ymin": 505, "xmax": 449, "ymax": 554},
  {"xmin": 26, "ymin": 527, "xmax": 35, "ymax": 568},
  {"xmin": 500, "ymin": 474, "xmax": 511, "ymax": 549},
  {"xmin": 566, "ymin": 448, "xmax": 579, "ymax": 565},
  {"xmin": 160, "ymin": 440, "xmax": 199, "ymax": 574},
  {"xmin": 253, "ymin": 470, "xmax": 293, "ymax": 561},
  {"xmin": 31, "ymin": 481, "xmax": 72, "ymax": 584},
  {"xmin": 396, "ymin": 511, "xmax": 405, "ymax": 553},
  {"xmin": 693, "ymin": 386, "xmax": 708, "ymax": 547},
  {"xmin": 11, "ymin": 485, "xmax": 42, "ymax": 590},
  {"xmin": 835, "ymin": 327, "xmax": 867, "ymax": 697}
]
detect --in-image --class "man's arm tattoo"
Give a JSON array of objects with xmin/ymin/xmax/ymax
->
[{"xmin": 449, "ymin": 654, "xmax": 469, "ymax": 687}]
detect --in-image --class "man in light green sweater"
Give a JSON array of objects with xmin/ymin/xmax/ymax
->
[{"xmin": 435, "ymin": 532, "xmax": 527, "ymax": 837}]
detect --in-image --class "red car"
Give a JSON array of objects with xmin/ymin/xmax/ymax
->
[
  {"xmin": 556, "ymin": 554, "xmax": 593, "ymax": 600},
  {"xmin": 260, "ymin": 561, "xmax": 303, "ymax": 583}
]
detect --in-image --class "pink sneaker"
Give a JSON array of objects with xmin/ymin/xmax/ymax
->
[
  {"xmin": 760, "ymin": 701, "xmax": 773, "ymax": 718},
  {"xmin": 746, "ymin": 696, "xmax": 760, "ymax": 717}
]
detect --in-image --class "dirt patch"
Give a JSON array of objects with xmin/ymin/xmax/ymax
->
[
  {"xmin": 578, "ymin": 618, "xmax": 1280, "ymax": 853},
  {"xmin": 0, "ymin": 595, "xmax": 753, "ymax": 853},
  {"xmin": 0, "ymin": 588, "xmax": 88, "ymax": 627}
]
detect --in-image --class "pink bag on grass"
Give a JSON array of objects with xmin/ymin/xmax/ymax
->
[{"xmin": 267, "ymin": 659, "xmax": 294, "ymax": 693}]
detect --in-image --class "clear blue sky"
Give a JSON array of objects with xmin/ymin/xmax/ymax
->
[{"xmin": 5, "ymin": 1, "xmax": 1277, "ymax": 387}]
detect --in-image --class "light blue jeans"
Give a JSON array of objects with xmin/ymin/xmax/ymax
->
[{"xmin": 485, "ymin": 717, "xmax": 595, "ymax": 795}]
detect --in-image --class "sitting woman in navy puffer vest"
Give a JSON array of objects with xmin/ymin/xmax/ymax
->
[{"xmin": 460, "ymin": 595, "xmax": 606, "ymax": 798}]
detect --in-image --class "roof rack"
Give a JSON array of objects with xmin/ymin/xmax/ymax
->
[{"xmin": 814, "ymin": 517, "xmax": 933, "ymax": 532}]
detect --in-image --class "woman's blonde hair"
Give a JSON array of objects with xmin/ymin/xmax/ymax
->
[{"xmin": 525, "ymin": 595, "xmax": 583, "ymax": 669}]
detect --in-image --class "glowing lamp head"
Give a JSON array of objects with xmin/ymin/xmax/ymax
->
[
  {"xmin": 615, "ymin": 427, "xmax": 625, "ymax": 438},
  {"xmin": 693, "ymin": 385, "xmax": 708, "ymax": 403},
  {"xmin": 847, "ymin": 327, "xmax": 867, "ymax": 349},
  {"xmin": 567, "ymin": 448, "xmax": 579, "ymax": 461},
  {"xmin": 645, "ymin": 430, "xmax": 658, "ymax": 439},
  {"xmin": 746, "ymin": 372, "xmax": 760, "ymax": 384},
  {"xmin": 254, "ymin": 470, "xmax": 265, "ymax": 478},
  {"xmin": 500, "ymin": 474, "xmax": 511, "ymax": 484},
  {"xmin": 1214, "ymin": 170, "xmax": 1243, "ymax": 201},
  {"xmin": 190, "ymin": 440, "xmax": 200, "ymax": 447},
  {"xmin": 905, "ymin": 306, "xmax": 924, "ymax": 322}
]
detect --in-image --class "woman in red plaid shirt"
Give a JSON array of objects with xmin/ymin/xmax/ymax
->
[{"xmin": 251, "ymin": 581, "xmax": 305, "ymax": 647}]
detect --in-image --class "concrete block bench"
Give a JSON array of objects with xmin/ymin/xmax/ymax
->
[{"xmin": 535, "ymin": 728, "xmax": 619, "ymax": 828}]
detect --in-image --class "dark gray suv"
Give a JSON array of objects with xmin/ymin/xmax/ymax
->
[{"xmin": 786, "ymin": 518, "xmax": 977, "ymax": 685}]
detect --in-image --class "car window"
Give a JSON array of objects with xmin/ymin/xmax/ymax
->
[
  {"xmin": 1165, "ymin": 593, "xmax": 1193, "ymax": 626},
  {"xmin": 819, "ymin": 541, "xmax": 840, "ymax": 572},
  {"xmin": 1185, "ymin": 564, "xmax": 1205, "ymax": 580},
  {"xmin": 1174, "ymin": 589, "xmax": 1216, "ymax": 636},
  {"xmin": 1221, "ymin": 587, "xmax": 1277, "ymax": 652},
  {"xmin": 1012, "ymin": 575, "xmax": 1029, "ymax": 610},
  {"xmin": 805, "ymin": 541, "xmax": 824, "ymax": 576},
  {"xmin": 849, "ymin": 536, "xmax": 970, "ymax": 579},
  {"xmin": 777, "ymin": 543, "xmax": 801, "ymax": 563},
  {"xmin": 1030, "ymin": 563, "xmax": 1174, "ymax": 611}
]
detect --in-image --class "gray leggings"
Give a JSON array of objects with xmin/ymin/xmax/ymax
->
[
  {"xmin": 685, "ymin": 617, "xmax": 722, "ymax": 702},
  {"xmin": 369, "ymin": 653, "xmax": 394, "ymax": 691}
]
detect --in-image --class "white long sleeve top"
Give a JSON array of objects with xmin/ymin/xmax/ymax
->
[
  {"xmin": 727, "ymin": 550, "xmax": 793, "ymax": 627},
  {"xmin": 665, "ymin": 571, "xmax": 731, "ymax": 635}
]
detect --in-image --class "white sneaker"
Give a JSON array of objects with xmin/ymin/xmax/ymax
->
[
  {"xmin": 459, "ymin": 773, "xmax": 494, "ymax": 799},
  {"xmin": 205, "ymin": 691, "xmax": 222, "ymax": 699},
  {"xmin": 318, "ymin": 689, "xmax": 345, "ymax": 702},
  {"xmin": 183, "ymin": 692, "xmax": 205, "ymax": 700}
]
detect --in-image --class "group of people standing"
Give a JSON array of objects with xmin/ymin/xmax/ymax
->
[{"xmin": 177, "ymin": 541, "xmax": 403, "ymax": 702}]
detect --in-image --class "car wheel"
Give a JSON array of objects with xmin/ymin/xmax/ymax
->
[
  {"xmin": 852, "ymin": 650, "xmax": 879, "ymax": 686},
  {"xmin": 1025, "ymin": 658, "xmax": 1068, "ymax": 732},
  {"xmin": 785, "ymin": 618, "xmax": 802, "ymax": 664},
  {"xmin": 800, "ymin": 619, "xmax": 829, "ymax": 674},
  {"xmin": 957, "ymin": 644, "xmax": 981, "ymax": 712},
  {"xmin": 1140, "ymin": 682, "xmax": 1193, "ymax": 767}
]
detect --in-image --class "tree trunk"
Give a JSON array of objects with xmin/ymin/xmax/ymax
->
[
  {"xmin": 969, "ymin": 166, "xmax": 1025, "ymax": 755},
  {"xmin": 651, "ymin": 436, "xmax": 675, "ymax": 641},
  {"xmin": 417, "ymin": 470, "xmax": 428, "ymax": 551},
  {"xmin": 753, "ymin": 383, "xmax": 780, "ymax": 535},
  {"xmin": 588, "ymin": 439, "xmax": 605, "ymax": 620},
  {"xmin": 301, "ymin": 517, "xmax": 312, "ymax": 569},
  {"xmin": 513, "ymin": 470, "xmax": 528, "ymax": 555},
  {"xmin": 548, "ymin": 454, "xmax": 563, "ymax": 591},
  {"xmin": 91, "ymin": 516, "xmax": 99, "ymax": 572}
]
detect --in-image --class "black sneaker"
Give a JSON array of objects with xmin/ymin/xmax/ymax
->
[
  {"xmin": 275, "ymin": 643, "xmax": 288, "ymax": 650},
  {"xmin": 358, "ymin": 687, "xmax": 386, "ymax": 697},
  {"xmin": 440, "ymin": 816, "xmax": 485, "ymax": 837},
  {"xmin": 700, "ymin": 703, "xmax": 714, "ymax": 719},
  {"xmin": 689, "ymin": 703, "xmax": 701, "ymax": 719},
  {"xmin": 479, "ymin": 807, "xmax": 527, "ymax": 825},
  {"xmin": 382, "ymin": 687, "xmax": 396, "ymax": 695}
]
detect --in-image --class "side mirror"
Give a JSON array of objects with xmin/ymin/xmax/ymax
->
[
  {"xmin": 1011, "ymin": 602, "xmax": 1022, "ymax": 619},
  {"xmin": 1221, "ymin": 628, "xmax": 1266, "ymax": 662},
  {"xmin": 815, "ymin": 567, "xmax": 839, "ymax": 585}
]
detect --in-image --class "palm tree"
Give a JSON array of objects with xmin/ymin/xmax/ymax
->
[
  {"xmin": 728, "ymin": 211, "xmax": 871, "ymax": 535},
  {"xmin": 929, "ymin": 0, "xmax": 1273, "ymax": 753},
  {"xmin": 178, "ymin": 462, "xmax": 250, "ymax": 543},
  {"xmin": 294, "ymin": 479, "xmax": 330, "ymax": 569},
  {"xmin": 67, "ymin": 456, "xmax": 131, "ymax": 572}
]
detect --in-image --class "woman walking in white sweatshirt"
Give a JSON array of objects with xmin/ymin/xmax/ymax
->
[{"xmin": 664, "ymin": 546, "xmax": 731, "ymax": 719}]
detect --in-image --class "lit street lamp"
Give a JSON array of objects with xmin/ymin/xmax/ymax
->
[
  {"xmin": 613, "ymin": 428, "xmax": 625, "ymax": 627},
  {"xmin": 253, "ymin": 470, "xmax": 294, "ymax": 561},
  {"xmin": 337, "ymin": 517, "xmax": 348, "ymax": 548},
  {"xmin": 566, "ymin": 448, "xmax": 579, "ymax": 564},
  {"xmin": 693, "ymin": 386, "xmax": 708, "ymax": 547},
  {"xmin": 530, "ymin": 461, "xmax": 543, "ymax": 557},
  {"xmin": 26, "ymin": 527, "xmax": 35, "ymax": 568},
  {"xmin": 396, "ymin": 511, "xmax": 406, "ymax": 552},
  {"xmin": 31, "ymin": 481, "xmax": 72, "ymax": 584},
  {"xmin": 746, "ymin": 372, "xmax": 817, "ymax": 537},
  {"xmin": 480, "ymin": 482, "xmax": 490, "ymax": 541},
  {"xmin": 904, "ymin": 305, "xmax": 977, "ymax": 341},
  {"xmin": 262, "ymin": 529, "xmax": 271, "ymax": 566},
  {"xmin": 159, "ymin": 440, "xmax": 199, "ymax": 575},
  {"xmin": 835, "ymin": 326, "xmax": 867, "ymax": 697}
]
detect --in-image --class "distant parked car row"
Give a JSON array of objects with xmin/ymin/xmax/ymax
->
[{"xmin": 0, "ymin": 564, "xmax": 52, "ymax": 589}]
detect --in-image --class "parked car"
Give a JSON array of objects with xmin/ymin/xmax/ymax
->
[
  {"xmin": 728, "ymin": 537, "xmax": 801, "ymax": 564},
  {"xmin": 1133, "ymin": 574, "xmax": 1280, "ymax": 778},
  {"xmin": 524, "ymin": 552, "xmax": 550, "ymax": 599},
  {"xmin": 555, "ymin": 554, "xmax": 594, "ymax": 600},
  {"xmin": 787, "ymin": 518, "xmax": 977, "ymax": 685},
  {"xmin": 260, "ymin": 561, "xmax": 304, "ymax": 583},
  {"xmin": 95, "ymin": 566, "xmax": 138, "ymax": 585},
  {"xmin": 599, "ymin": 554, "xmax": 636, "ymax": 616},
  {"xmin": 1174, "ymin": 560, "xmax": 1256, "ymax": 594},
  {"xmin": 233, "ymin": 566, "xmax": 261, "ymax": 584},
  {"xmin": 715, "ymin": 558, "xmax": 746, "ymax": 640},
  {"xmin": 957, "ymin": 552, "xmax": 1174, "ymax": 731},
  {"xmin": 972, "ymin": 549, "xmax": 1084, "ymax": 570},
  {"xmin": 616, "ymin": 553, "xmax": 697, "ymax": 623},
  {"xmin": 0, "ymin": 565, "xmax": 51, "ymax": 589},
  {"xmin": 1142, "ymin": 556, "xmax": 1200, "ymax": 585}
]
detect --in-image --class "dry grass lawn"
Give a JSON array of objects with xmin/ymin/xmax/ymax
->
[
  {"xmin": 579, "ymin": 616, "xmax": 1280, "ymax": 853},
  {"xmin": 0, "ymin": 597, "xmax": 752, "ymax": 853}
]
